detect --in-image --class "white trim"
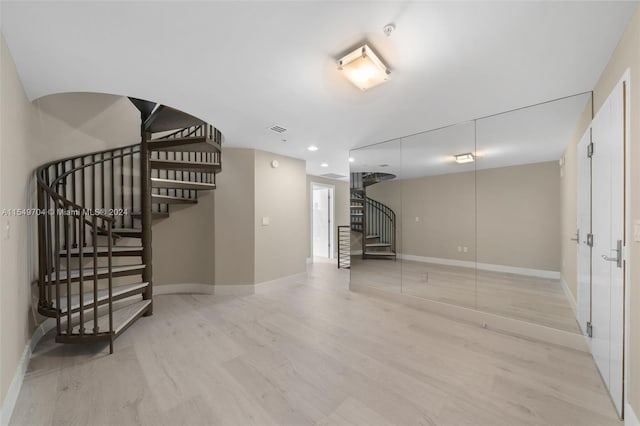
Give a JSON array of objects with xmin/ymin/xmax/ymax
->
[
  {"xmin": 560, "ymin": 277, "xmax": 577, "ymax": 315},
  {"xmin": 623, "ymin": 68, "xmax": 632, "ymax": 426},
  {"xmin": 214, "ymin": 284, "xmax": 255, "ymax": 296},
  {"xmin": 398, "ymin": 253, "xmax": 561, "ymax": 279},
  {"xmin": 350, "ymin": 282, "xmax": 589, "ymax": 352},
  {"xmin": 255, "ymin": 272, "xmax": 308, "ymax": 293},
  {"xmin": 155, "ymin": 283, "xmax": 215, "ymax": 295},
  {"xmin": 0, "ymin": 318, "xmax": 55, "ymax": 426},
  {"xmin": 627, "ymin": 402, "xmax": 640, "ymax": 426}
]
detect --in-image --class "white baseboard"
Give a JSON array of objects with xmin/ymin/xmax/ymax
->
[
  {"xmin": 214, "ymin": 284, "xmax": 255, "ymax": 296},
  {"xmin": 350, "ymin": 282, "xmax": 588, "ymax": 352},
  {"xmin": 1, "ymin": 318, "xmax": 55, "ymax": 426},
  {"xmin": 398, "ymin": 253, "xmax": 561, "ymax": 280},
  {"xmin": 155, "ymin": 283, "xmax": 215, "ymax": 295},
  {"xmin": 560, "ymin": 277, "xmax": 577, "ymax": 314},
  {"xmin": 255, "ymin": 272, "xmax": 307, "ymax": 293},
  {"xmin": 627, "ymin": 402, "xmax": 640, "ymax": 426}
]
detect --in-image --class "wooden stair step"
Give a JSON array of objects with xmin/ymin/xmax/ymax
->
[
  {"xmin": 45, "ymin": 264, "xmax": 146, "ymax": 283},
  {"xmin": 351, "ymin": 213, "xmax": 363, "ymax": 216},
  {"xmin": 350, "ymin": 205, "xmax": 363, "ymax": 209},
  {"xmin": 365, "ymin": 243, "xmax": 391, "ymax": 247},
  {"xmin": 111, "ymin": 228, "xmax": 142, "ymax": 238},
  {"xmin": 365, "ymin": 235, "xmax": 379, "ymax": 239},
  {"xmin": 151, "ymin": 194, "xmax": 197, "ymax": 205},
  {"xmin": 53, "ymin": 282, "xmax": 148, "ymax": 314},
  {"xmin": 60, "ymin": 246, "xmax": 143, "ymax": 257},
  {"xmin": 151, "ymin": 177, "xmax": 216, "ymax": 191},
  {"xmin": 59, "ymin": 299, "xmax": 151, "ymax": 340},
  {"xmin": 151, "ymin": 159, "xmax": 221, "ymax": 173},
  {"xmin": 148, "ymin": 136, "xmax": 221, "ymax": 153}
]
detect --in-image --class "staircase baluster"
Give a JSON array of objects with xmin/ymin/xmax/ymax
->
[
  {"xmin": 110, "ymin": 152, "xmax": 115, "ymax": 222},
  {"xmin": 107, "ymin": 220, "xmax": 114, "ymax": 354},
  {"xmin": 71, "ymin": 159, "xmax": 77, "ymax": 248},
  {"xmin": 54, "ymin": 205, "xmax": 61, "ymax": 333},
  {"xmin": 64, "ymin": 210, "xmax": 72, "ymax": 335},
  {"xmin": 120, "ymin": 149, "xmax": 125, "ymax": 228},
  {"xmin": 78, "ymin": 213, "xmax": 85, "ymax": 336},
  {"xmin": 81, "ymin": 157, "xmax": 87, "ymax": 246},
  {"xmin": 130, "ymin": 147, "xmax": 135, "ymax": 228}
]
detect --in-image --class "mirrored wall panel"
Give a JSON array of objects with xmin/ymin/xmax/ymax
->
[
  {"xmin": 397, "ymin": 122, "xmax": 476, "ymax": 308},
  {"xmin": 349, "ymin": 138, "xmax": 402, "ymax": 293},
  {"xmin": 350, "ymin": 93, "xmax": 591, "ymax": 334},
  {"xmin": 475, "ymin": 93, "xmax": 591, "ymax": 332}
]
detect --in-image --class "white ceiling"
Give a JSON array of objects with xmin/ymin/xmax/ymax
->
[
  {"xmin": 351, "ymin": 92, "xmax": 591, "ymax": 179},
  {"xmin": 1, "ymin": 1, "xmax": 636, "ymax": 178}
]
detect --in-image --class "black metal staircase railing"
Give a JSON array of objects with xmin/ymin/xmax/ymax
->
[{"xmin": 35, "ymin": 98, "xmax": 222, "ymax": 352}]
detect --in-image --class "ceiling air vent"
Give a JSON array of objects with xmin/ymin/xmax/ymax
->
[
  {"xmin": 268, "ymin": 124, "xmax": 288, "ymax": 134},
  {"xmin": 320, "ymin": 173, "xmax": 347, "ymax": 179}
]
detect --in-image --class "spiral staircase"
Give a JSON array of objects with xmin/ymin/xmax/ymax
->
[
  {"xmin": 35, "ymin": 98, "xmax": 221, "ymax": 353},
  {"xmin": 350, "ymin": 172, "xmax": 397, "ymax": 260}
]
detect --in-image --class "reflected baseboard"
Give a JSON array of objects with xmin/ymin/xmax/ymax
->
[
  {"xmin": 350, "ymin": 282, "xmax": 589, "ymax": 352},
  {"xmin": 398, "ymin": 253, "xmax": 561, "ymax": 280}
]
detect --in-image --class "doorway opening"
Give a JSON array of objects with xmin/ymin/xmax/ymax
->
[{"xmin": 311, "ymin": 183, "xmax": 335, "ymax": 260}]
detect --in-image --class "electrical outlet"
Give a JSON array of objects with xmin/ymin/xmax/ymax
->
[
  {"xmin": 415, "ymin": 217, "xmax": 420, "ymax": 222},
  {"xmin": 463, "ymin": 246, "xmax": 468, "ymax": 253},
  {"xmin": 262, "ymin": 216, "xmax": 270, "ymax": 226}
]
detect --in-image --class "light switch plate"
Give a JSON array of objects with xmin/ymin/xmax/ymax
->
[{"xmin": 262, "ymin": 216, "xmax": 270, "ymax": 226}]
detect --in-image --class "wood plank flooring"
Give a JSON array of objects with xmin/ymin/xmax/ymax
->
[
  {"xmin": 10, "ymin": 262, "xmax": 618, "ymax": 425},
  {"xmin": 351, "ymin": 258, "xmax": 580, "ymax": 333}
]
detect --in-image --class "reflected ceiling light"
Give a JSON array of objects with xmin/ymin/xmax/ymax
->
[
  {"xmin": 349, "ymin": 157, "xmax": 355, "ymax": 163},
  {"xmin": 307, "ymin": 145, "xmax": 318, "ymax": 151},
  {"xmin": 338, "ymin": 44, "xmax": 390, "ymax": 91},
  {"xmin": 454, "ymin": 153, "xmax": 475, "ymax": 164},
  {"xmin": 321, "ymin": 163, "xmax": 329, "ymax": 168}
]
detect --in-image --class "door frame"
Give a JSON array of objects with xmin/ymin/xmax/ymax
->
[
  {"xmin": 621, "ymin": 69, "xmax": 631, "ymax": 421},
  {"xmin": 310, "ymin": 182, "xmax": 336, "ymax": 260}
]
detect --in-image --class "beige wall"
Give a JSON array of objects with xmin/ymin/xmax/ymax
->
[
  {"xmin": 560, "ymin": 99, "xmax": 592, "ymax": 299},
  {"xmin": 368, "ymin": 161, "xmax": 561, "ymax": 271},
  {"xmin": 254, "ymin": 150, "xmax": 307, "ymax": 283},
  {"xmin": 477, "ymin": 162, "xmax": 561, "ymax": 271},
  {"xmin": 0, "ymin": 35, "xmax": 141, "ymax": 408},
  {"xmin": 579, "ymin": 5, "xmax": 640, "ymax": 416},
  {"xmin": 305, "ymin": 175, "xmax": 350, "ymax": 258},
  {"xmin": 213, "ymin": 148, "xmax": 255, "ymax": 286}
]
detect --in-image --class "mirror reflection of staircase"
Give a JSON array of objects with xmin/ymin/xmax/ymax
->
[{"xmin": 350, "ymin": 172, "xmax": 397, "ymax": 260}]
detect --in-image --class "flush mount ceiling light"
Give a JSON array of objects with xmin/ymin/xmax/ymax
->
[
  {"xmin": 454, "ymin": 153, "xmax": 475, "ymax": 164},
  {"xmin": 338, "ymin": 44, "xmax": 390, "ymax": 91},
  {"xmin": 307, "ymin": 145, "xmax": 318, "ymax": 151},
  {"xmin": 349, "ymin": 157, "xmax": 355, "ymax": 163},
  {"xmin": 321, "ymin": 163, "xmax": 329, "ymax": 168}
]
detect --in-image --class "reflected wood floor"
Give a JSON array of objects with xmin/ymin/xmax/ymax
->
[
  {"xmin": 351, "ymin": 258, "xmax": 580, "ymax": 333},
  {"xmin": 11, "ymin": 262, "xmax": 618, "ymax": 425}
]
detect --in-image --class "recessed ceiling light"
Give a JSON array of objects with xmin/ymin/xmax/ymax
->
[
  {"xmin": 320, "ymin": 163, "xmax": 329, "ymax": 168},
  {"xmin": 338, "ymin": 44, "xmax": 390, "ymax": 91},
  {"xmin": 454, "ymin": 153, "xmax": 475, "ymax": 164},
  {"xmin": 349, "ymin": 157, "xmax": 355, "ymax": 163},
  {"xmin": 308, "ymin": 145, "xmax": 318, "ymax": 151}
]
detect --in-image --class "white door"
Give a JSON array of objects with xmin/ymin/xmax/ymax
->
[
  {"xmin": 591, "ymin": 76, "xmax": 626, "ymax": 417},
  {"xmin": 312, "ymin": 185, "xmax": 334, "ymax": 258},
  {"xmin": 576, "ymin": 128, "xmax": 591, "ymax": 336}
]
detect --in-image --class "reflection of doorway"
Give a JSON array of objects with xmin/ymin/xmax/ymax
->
[{"xmin": 311, "ymin": 183, "xmax": 335, "ymax": 259}]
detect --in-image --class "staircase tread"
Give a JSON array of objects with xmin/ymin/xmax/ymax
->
[
  {"xmin": 60, "ymin": 246, "xmax": 143, "ymax": 256},
  {"xmin": 151, "ymin": 177, "xmax": 216, "ymax": 189},
  {"xmin": 46, "ymin": 264, "xmax": 146, "ymax": 281},
  {"xmin": 151, "ymin": 159, "xmax": 220, "ymax": 166},
  {"xmin": 64, "ymin": 299, "xmax": 151, "ymax": 336},
  {"xmin": 151, "ymin": 194, "xmax": 197, "ymax": 204},
  {"xmin": 53, "ymin": 282, "xmax": 148, "ymax": 313},
  {"xmin": 365, "ymin": 243, "xmax": 391, "ymax": 247},
  {"xmin": 111, "ymin": 227, "xmax": 142, "ymax": 234},
  {"xmin": 351, "ymin": 213, "xmax": 364, "ymax": 216},
  {"xmin": 365, "ymin": 235, "xmax": 379, "ymax": 239},
  {"xmin": 148, "ymin": 137, "xmax": 221, "ymax": 153},
  {"xmin": 364, "ymin": 251, "xmax": 396, "ymax": 256}
]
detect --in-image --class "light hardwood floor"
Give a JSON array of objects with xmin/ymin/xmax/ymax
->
[
  {"xmin": 351, "ymin": 258, "xmax": 580, "ymax": 333},
  {"xmin": 11, "ymin": 262, "xmax": 618, "ymax": 426}
]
